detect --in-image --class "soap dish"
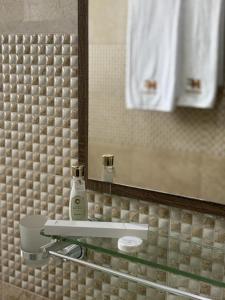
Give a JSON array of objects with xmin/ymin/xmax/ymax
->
[{"xmin": 118, "ymin": 236, "xmax": 143, "ymax": 253}]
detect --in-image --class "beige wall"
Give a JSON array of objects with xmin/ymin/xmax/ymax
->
[
  {"xmin": 89, "ymin": 0, "xmax": 127, "ymax": 44},
  {"xmin": 88, "ymin": 0, "xmax": 225, "ymax": 204},
  {"xmin": 0, "ymin": 0, "xmax": 77, "ymax": 33}
]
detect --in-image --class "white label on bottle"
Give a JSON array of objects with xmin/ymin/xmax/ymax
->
[{"xmin": 71, "ymin": 195, "xmax": 86, "ymax": 220}]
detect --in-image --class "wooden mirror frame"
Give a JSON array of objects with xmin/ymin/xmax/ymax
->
[{"xmin": 78, "ymin": 0, "xmax": 225, "ymax": 217}]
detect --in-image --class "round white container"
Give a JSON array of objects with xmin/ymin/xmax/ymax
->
[
  {"xmin": 20, "ymin": 215, "xmax": 51, "ymax": 253},
  {"xmin": 118, "ymin": 236, "xmax": 143, "ymax": 253}
]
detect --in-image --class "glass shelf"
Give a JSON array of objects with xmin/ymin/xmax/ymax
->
[{"xmin": 42, "ymin": 228, "xmax": 225, "ymax": 288}]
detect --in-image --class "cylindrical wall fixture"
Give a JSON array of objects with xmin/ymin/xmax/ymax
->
[{"xmin": 20, "ymin": 215, "xmax": 51, "ymax": 266}]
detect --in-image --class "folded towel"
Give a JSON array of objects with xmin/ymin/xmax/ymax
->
[
  {"xmin": 126, "ymin": 0, "xmax": 182, "ymax": 112},
  {"xmin": 177, "ymin": 0, "xmax": 224, "ymax": 109}
]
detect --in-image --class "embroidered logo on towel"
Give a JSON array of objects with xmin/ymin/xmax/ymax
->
[
  {"xmin": 186, "ymin": 78, "xmax": 201, "ymax": 94},
  {"xmin": 144, "ymin": 80, "xmax": 158, "ymax": 94}
]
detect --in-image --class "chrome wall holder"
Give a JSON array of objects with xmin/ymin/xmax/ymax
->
[{"xmin": 21, "ymin": 240, "xmax": 86, "ymax": 267}]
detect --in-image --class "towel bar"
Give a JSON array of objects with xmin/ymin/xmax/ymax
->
[
  {"xmin": 49, "ymin": 250, "xmax": 211, "ymax": 300},
  {"xmin": 21, "ymin": 240, "xmax": 212, "ymax": 300}
]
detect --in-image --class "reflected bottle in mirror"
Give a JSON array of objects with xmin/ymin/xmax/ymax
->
[{"xmin": 101, "ymin": 154, "xmax": 115, "ymax": 183}]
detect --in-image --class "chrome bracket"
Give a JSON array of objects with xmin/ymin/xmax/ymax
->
[{"xmin": 21, "ymin": 240, "xmax": 86, "ymax": 267}]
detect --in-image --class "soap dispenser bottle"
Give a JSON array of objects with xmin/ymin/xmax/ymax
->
[
  {"xmin": 102, "ymin": 154, "xmax": 114, "ymax": 183},
  {"xmin": 69, "ymin": 165, "xmax": 87, "ymax": 220}
]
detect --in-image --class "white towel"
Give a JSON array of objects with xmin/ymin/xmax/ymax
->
[
  {"xmin": 177, "ymin": 0, "xmax": 224, "ymax": 109},
  {"xmin": 126, "ymin": 0, "xmax": 182, "ymax": 112}
]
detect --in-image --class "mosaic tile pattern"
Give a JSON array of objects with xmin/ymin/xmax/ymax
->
[
  {"xmin": 0, "ymin": 281, "xmax": 48, "ymax": 300},
  {"xmin": 1, "ymin": 33, "xmax": 225, "ymax": 300},
  {"xmin": 0, "ymin": 33, "xmax": 79, "ymax": 300},
  {"xmin": 88, "ymin": 192, "xmax": 225, "ymax": 300}
]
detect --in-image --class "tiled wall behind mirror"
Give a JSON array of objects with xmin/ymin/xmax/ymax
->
[{"xmin": 88, "ymin": 0, "xmax": 225, "ymax": 205}]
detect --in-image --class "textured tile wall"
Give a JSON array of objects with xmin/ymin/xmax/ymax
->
[
  {"xmin": 0, "ymin": 33, "xmax": 225, "ymax": 300},
  {"xmin": 0, "ymin": 33, "xmax": 79, "ymax": 300},
  {"xmin": 87, "ymin": 192, "xmax": 225, "ymax": 300},
  {"xmin": 0, "ymin": 281, "xmax": 47, "ymax": 300}
]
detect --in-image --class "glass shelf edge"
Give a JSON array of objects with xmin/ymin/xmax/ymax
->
[{"xmin": 41, "ymin": 230, "xmax": 225, "ymax": 289}]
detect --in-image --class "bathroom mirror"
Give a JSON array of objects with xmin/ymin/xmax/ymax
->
[{"xmin": 78, "ymin": 0, "xmax": 225, "ymax": 216}]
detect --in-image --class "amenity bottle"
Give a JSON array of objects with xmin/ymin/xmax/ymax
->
[{"xmin": 69, "ymin": 165, "xmax": 87, "ymax": 220}]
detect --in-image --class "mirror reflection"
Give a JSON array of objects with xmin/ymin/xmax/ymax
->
[{"xmin": 88, "ymin": 0, "xmax": 225, "ymax": 204}]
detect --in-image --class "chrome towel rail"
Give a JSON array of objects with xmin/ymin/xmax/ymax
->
[{"xmin": 49, "ymin": 250, "xmax": 212, "ymax": 300}]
